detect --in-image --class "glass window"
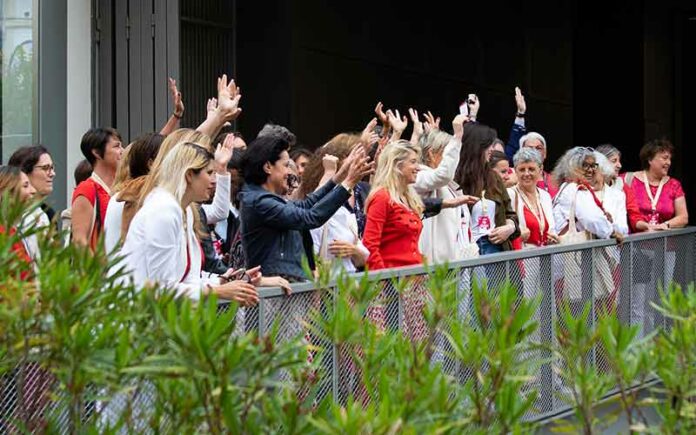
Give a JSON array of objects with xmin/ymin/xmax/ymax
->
[{"xmin": 1, "ymin": 0, "xmax": 35, "ymax": 163}]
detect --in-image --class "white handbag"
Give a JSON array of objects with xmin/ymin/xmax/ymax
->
[{"xmin": 557, "ymin": 187, "xmax": 590, "ymax": 300}]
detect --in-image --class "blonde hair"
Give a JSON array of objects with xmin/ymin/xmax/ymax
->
[
  {"xmin": 367, "ymin": 140, "xmax": 424, "ymax": 214},
  {"xmin": 418, "ymin": 129, "xmax": 451, "ymax": 166},
  {"xmin": 155, "ymin": 142, "xmax": 214, "ymax": 206},
  {"xmin": 136, "ymin": 128, "xmax": 212, "ymax": 210},
  {"xmin": 0, "ymin": 166, "xmax": 24, "ymax": 199},
  {"xmin": 112, "ymin": 143, "xmax": 133, "ymax": 192}
]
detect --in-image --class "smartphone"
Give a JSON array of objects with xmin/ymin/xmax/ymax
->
[{"xmin": 459, "ymin": 101, "xmax": 469, "ymax": 116}]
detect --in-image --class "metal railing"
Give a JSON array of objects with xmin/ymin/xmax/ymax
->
[{"xmin": 1, "ymin": 228, "xmax": 694, "ymax": 430}]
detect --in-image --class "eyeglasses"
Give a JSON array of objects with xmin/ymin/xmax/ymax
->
[
  {"xmin": 34, "ymin": 164, "xmax": 55, "ymax": 173},
  {"xmin": 582, "ymin": 162, "xmax": 599, "ymax": 170}
]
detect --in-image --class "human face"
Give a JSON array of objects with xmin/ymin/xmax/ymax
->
[
  {"xmin": 427, "ymin": 149, "xmax": 444, "ymax": 169},
  {"xmin": 516, "ymin": 161, "xmax": 541, "ymax": 190},
  {"xmin": 493, "ymin": 160, "xmax": 511, "ymax": 185},
  {"xmin": 608, "ymin": 153, "xmax": 622, "ymax": 176},
  {"xmin": 294, "ymin": 155, "xmax": 309, "ymax": 178},
  {"xmin": 399, "ymin": 151, "xmax": 420, "ymax": 184},
  {"xmin": 265, "ymin": 150, "xmax": 292, "ymax": 196},
  {"xmin": 29, "ymin": 153, "xmax": 55, "ymax": 196},
  {"xmin": 19, "ymin": 171, "xmax": 37, "ymax": 202},
  {"xmin": 187, "ymin": 161, "xmax": 216, "ymax": 203},
  {"xmin": 648, "ymin": 151, "xmax": 671, "ymax": 178},
  {"xmin": 523, "ymin": 138, "xmax": 546, "ymax": 161},
  {"xmin": 103, "ymin": 135, "xmax": 124, "ymax": 170},
  {"xmin": 232, "ymin": 135, "xmax": 247, "ymax": 151},
  {"xmin": 580, "ymin": 156, "xmax": 598, "ymax": 184}
]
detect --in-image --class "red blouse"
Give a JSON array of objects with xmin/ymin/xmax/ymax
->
[
  {"xmin": 72, "ymin": 178, "xmax": 111, "ymax": 249},
  {"xmin": 363, "ymin": 189, "xmax": 423, "ymax": 270},
  {"xmin": 537, "ymin": 171, "xmax": 559, "ymax": 199},
  {"xmin": 523, "ymin": 204, "xmax": 548, "ymax": 247},
  {"xmin": 627, "ymin": 176, "xmax": 684, "ymax": 224}
]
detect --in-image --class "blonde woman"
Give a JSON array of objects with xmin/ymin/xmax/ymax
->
[{"xmin": 121, "ymin": 142, "xmax": 260, "ymax": 303}]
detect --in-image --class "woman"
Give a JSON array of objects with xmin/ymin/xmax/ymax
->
[
  {"xmin": 0, "ymin": 166, "xmax": 37, "ymax": 280},
  {"xmin": 595, "ymin": 144, "xmax": 641, "ymax": 233},
  {"xmin": 300, "ymin": 134, "xmax": 370, "ymax": 274},
  {"xmin": 121, "ymin": 142, "xmax": 263, "ymax": 303},
  {"xmin": 454, "ymin": 123, "xmax": 520, "ymax": 255},
  {"xmin": 489, "ymin": 150, "xmax": 516, "ymax": 188},
  {"xmin": 592, "ymin": 151, "xmax": 629, "ymax": 237},
  {"xmin": 415, "ymin": 115, "xmax": 478, "ymax": 264},
  {"xmin": 508, "ymin": 148, "xmax": 558, "ymax": 248},
  {"xmin": 625, "ymin": 139, "xmax": 688, "ymax": 232}
]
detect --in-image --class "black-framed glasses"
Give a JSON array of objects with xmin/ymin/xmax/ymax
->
[
  {"xmin": 34, "ymin": 164, "xmax": 55, "ymax": 173},
  {"xmin": 582, "ymin": 162, "xmax": 599, "ymax": 170}
]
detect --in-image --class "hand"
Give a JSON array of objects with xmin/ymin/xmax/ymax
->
[
  {"xmin": 442, "ymin": 195, "xmax": 479, "ymax": 208},
  {"xmin": 546, "ymin": 233, "xmax": 560, "ymax": 245},
  {"xmin": 220, "ymin": 267, "xmax": 246, "ymax": 283},
  {"xmin": 360, "ymin": 118, "xmax": 378, "ymax": 151},
  {"xmin": 328, "ymin": 240, "xmax": 357, "ymax": 258},
  {"xmin": 207, "ymin": 97, "xmax": 218, "ymax": 115},
  {"xmin": 611, "ymin": 231, "xmax": 625, "ymax": 244},
  {"xmin": 386, "ymin": 109, "xmax": 407, "ymax": 133},
  {"xmin": 333, "ymin": 145, "xmax": 361, "ymax": 183},
  {"xmin": 259, "ymin": 276, "xmax": 292, "ymax": 295},
  {"xmin": 467, "ymin": 94, "xmax": 480, "ymax": 119},
  {"xmin": 520, "ymin": 227, "xmax": 531, "ymax": 242},
  {"xmin": 215, "ymin": 74, "xmax": 242, "ymax": 122},
  {"xmin": 223, "ymin": 130, "xmax": 245, "ymax": 150},
  {"xmin": 409, "ymin": 108, "xmax": 423, "ymax": 138},
  {"xmin": 169, "ymin": 77, "xmax": 184, "ymax": 117},
  {"xmin": 515, "ymin": 87, "xmax": 526, "ymax": 115},
  {"xmin": 322, "ymin": 154, "xmax": 339, "ymax": 174},
  {"xmin": 215, "ymin": 281, "xmax": 259, "ymax": 306},
  {"xmin": 214, "ymin": 135, "xmax": 235, "ymax": 173},
  {"xmin": 423, "ymin": 111, "xmax": 440, "ymax": 133},
  {"xmin": 245, "ymin": 265, "xmax": 262, "ymax": 286},
  {"xmin": 343, "ymin": 148, "xmax": 374, "ymax": 188},
  {"xmin": 374, "ymin": 102, "xmax": 389, "ymax": 126},
  {"xmin": 604, "ymin": 211, "xmax": 614, "ymax": 224},
  {"xmin": 647, "ymin": 223, "xmax": 668, "ymax": 232},
  {"xmin": 452, "ymin": 114, "xmax": 469, "ymax": 139},
  {"xmin": 488, "ymin": 223, "xmax": 515, "ymax": 244}
]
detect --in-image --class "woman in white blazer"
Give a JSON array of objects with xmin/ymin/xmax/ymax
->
[
  {"xmin": 415, "ymin": 114, "xmax": 478, "ymax": 264},
  {"xmin": 121, "ymin": 142, "xmax": 260, "ymax": 304}
]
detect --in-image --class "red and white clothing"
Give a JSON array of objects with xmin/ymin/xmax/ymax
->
[
  {"xmin": 469, "ymin": 198, "xmax": 497, "ymax": 243},
  {"xmin": 508, "ymin": 186, "xmax": 556, "ymax": 248},
  {"xmin": 627, "ymin": 173, "xmax": 684, "ymax": 225},
  {"xmin": 364, "ymin": 188, "xmax": 423, "ymax": 270},
  {"xmin": 538, "ymin": 171, "xmax": 559, "ymax": 199},
  {"xmin": 72, "ymin": 174, "xmax": 111, "ymax": 250},
  {"xmin": 553, "ymin": 182, "xmax": 613, "ymax": 239}
]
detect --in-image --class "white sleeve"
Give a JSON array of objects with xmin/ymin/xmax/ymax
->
[
  {"xmin": 414, "ymin": 137, "xmax": 462, "ymax": 194},
  {"xmin": 201, "ymin": 173, "xmax": 231, "ymax": 224},
  {"xmin": 575, "ymin": 191, "xmax": 613, "ymax": 239},
  {"xmin": 611, "ymin": 190, "xmax": 629, "ymax": 235},
  {"xmin": 103, "ymin": 197, "xmax": 124, "ymax": 254}
]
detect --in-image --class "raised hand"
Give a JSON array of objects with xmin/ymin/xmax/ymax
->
[
  {"xmin": 374, "ymin": 102, "xmax": 390, "ymax": 126},
  {"xmin": 322, "ymin": 154, "xmax": 339, "ymax": 174},
  {"xmin": 387, "ymin": 109, "xmax": 408, "ymax": 133},
  {"xmin": 214, "ymin": 133, "xmax": 235, "ymax": 173},
  {"xmin": 207, "ymin": 97, "xmax": 218, "ymax": 115},
  {"xmin": 216, "ymin": 74, "xmax": 242, "ymax": 122},
  {"xmin": 467, "ymin": 94, "xmax": 480, "ymax": 120},
  {"xmin": 452, "ymin": 113, "xmax": 469, "ymax": 139},
  {"xmin": 423, "ymin": 111, "xmax": 441, "ymax": 133},
  {"xmin": 409, "ymin": 108, "xmax": 423, "ymax": 137},
  {"xmin": 360, "ymin": 117, "xmax": 378, "ymax": 151},
  {"xmin": 168, "ymin": 77, "xmax": 184, "ymax": 117},
  {"xmin": 515, "ymin": 87, "xmax": 526, "ymax": 115}
]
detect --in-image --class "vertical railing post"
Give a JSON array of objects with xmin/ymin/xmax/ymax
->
[
  {"xmin": 257, "ymin": 296, "xmax": 265, "ymax": 337},
  {"xmin": 619, "ymin": 241, "xmax": 632, "ymax": 324},
  {"xmin": 539, "ymin": 253, "xmax": 554, "ymax": 414},
  {"xmin": 331, "ymin": 286, "xmax": 339, "ymax": 404},
  {"xmin": 581, "ymin": 248, "xmax": 595, "ymax": 365}
]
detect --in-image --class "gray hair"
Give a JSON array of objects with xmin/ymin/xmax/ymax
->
[
  {"xmin": 593, "ymin": 151, "xmax": 616, "ymax": 180},
  {"xmin": 519, "ymin": 131, "xmax": 547, "ymax": 149},
  {"xmin": 418, "ymin": 129, "xmax": 452, "ymax": 164},
  {"xmin": 552, "ymin": 147, "xmax": 595, "ymax": 184},
  {"xmin": 596, "ymin": 144, "xmax": 621, "ymax": 160},
  {"xmin": 257, "ymin": 123, "xmax": 297, "ymax": 147},
  {"xmin": 512, "ymin": 147, "xmax": 543, "ymax": 168}
]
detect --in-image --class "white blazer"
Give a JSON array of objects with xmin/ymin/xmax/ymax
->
[
  {"xmin": 507, "ymin": 186, "xmax": 557, "ymax": 247},
  {"xmin": 553, "ymin": 182, "xmax": 613, "ymax": 239},
  {"xmin": 122, "ymin": 187, "xmax": 219, "ymax": 299},
  {"xmin": 310, "ymin": 206, "xmax": 368, "ymax": 273},
  {"xmin": 413, "ymin": 136, "xmax": 466, "ymax": 264}
]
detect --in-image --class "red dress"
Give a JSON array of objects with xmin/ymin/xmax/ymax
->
[
  {"xmin": 363, "ymin": 188, "xmax": 423, "ymax": 270},
  {"xmin": 523, "ymin": 204, "xmax": 549, "ymax": 247},
  {"xmin": 72, "ymin": 178, "xmax": 111, "ymax": 249}
]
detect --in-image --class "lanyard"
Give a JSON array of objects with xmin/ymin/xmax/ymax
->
[
  {"xmin": 642, "ymin": 171, "xmax": 667, "ymax": 213},
  {"xmin": 90, "ymin": 173, "xmax": 112, "ymax": 196}
]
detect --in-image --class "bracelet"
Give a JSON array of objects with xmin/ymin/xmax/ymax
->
[
  {"xmin": 173, "ymin": 112, "xmax": 183, "ymax": 119},
  {"xmin": 516, "ymin": 112, "xmax": 526, "ymax": 118}
]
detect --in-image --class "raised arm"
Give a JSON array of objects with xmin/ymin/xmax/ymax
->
[
  {"xmin": 197, "ymin": 75, "xmax": 242, "ymax": 139},
  {"xmin": 414, "ymin": 114, "xmax": 467, "ymax": 193},
  {"xmin": 159, "ymin": 78, "xmax": 184, "ymax": 136},
  {"xmin": 505, "ymin": 87, "xmax": 528, "ymax": 162}
]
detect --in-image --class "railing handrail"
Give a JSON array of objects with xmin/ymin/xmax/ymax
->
[{"xmin": 256, "ymin": 227, "xmax": 696, "ymax": 298}]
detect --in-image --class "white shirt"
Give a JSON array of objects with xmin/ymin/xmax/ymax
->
[
  {"xmin": 598, "ymin": 184, "xmax": 629, "ymax": 236},
  {"xmin": 470, "ymin": 199, "xmax": 497, "ymax": 242},
  {"xmin": 553, "ymin": 182, "xmax": 613, "ymax": 239},
  {"xmin": 311, "ymin": 206, "xmax": 368, "ymax": 273},
  {"xmin": 104, "ymin": 195, "xmax": 124, "ymax": 255},
  {"xmin": 121, "ymin": 187, "xmax": 219, "ymax": 299},
  {"xmin": 20, "ymin": 206, "xmax": 50, "ymax": 265}
]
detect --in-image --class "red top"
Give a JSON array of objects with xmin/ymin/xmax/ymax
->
[
  {"xmin": 627, "ymin": 176, "xmax": 684, "ymax": 224},
  {"xmin": 0, "ymin": 226, "xmax": 33, "ymax": 281},
  {"xmin": 537, "ymin": 171, "xmax": 559, "ymax": 199},
  {"xmin": 364, "ymin": 188, "xmax": 423, "ymax": 270},
  {"xmin": 72, "ymin": 178, "xmax": 111, "ymax": 248},
  {"xmin": 523, "ymin": 204, "xmax": 549, "ymax": 247},
  {"xmin": 622, "ymin": 182, "xmax": 642, "ymax": 233}
]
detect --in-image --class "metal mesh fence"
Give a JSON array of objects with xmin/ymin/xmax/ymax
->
[{"xmin": 1, "ymin": 229, "xmax": 694, "ymax": 431}]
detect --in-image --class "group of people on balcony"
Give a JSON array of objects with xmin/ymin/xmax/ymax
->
[{"xmin": 0, "ymin": 77, "xmax": 689, "ymax": 307}]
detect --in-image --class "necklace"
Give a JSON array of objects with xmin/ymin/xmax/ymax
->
[{"xmin": 641, "ymin": 170, "xmax": 667, "ymax": 224}]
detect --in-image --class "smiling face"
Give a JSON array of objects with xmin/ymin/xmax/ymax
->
[
  {"xmin": 579, "ymin": 155, "xmax": 598, "ymax": 184},
  {"xmin": 399, "ymin": 150, "xmax": 420, "ymax": 184},
  {"xmin": 19, "ymin": 171, "xmax": 37, "ymax": 202},
  {"xmin": 515, "ymin": 161, "xmax": 541, "ymax": 190},
  {"xmin": 102, "ymin": 135, "xmax": 124, "ymax": 170},
  {"xmin": 608, "ymin": 154, "xmax": 622, "ymax": 176},
  {"xmin": 648, "ymin": 150, "xmax": 671, "ymax": 178},
  {"xmin": 265, "ymin": 150, "xmax": 292, "ymax": 196},
  {"xmin": 28, "ymin": 153, "xmax": 55, "ymax": 196},
  {"xmin": 492, "ymin": 159, "xmax": 511, "ymax": 184},
  {"xmin": 187, "ymin": 161, "xmax": 216, "ymax": 203}
]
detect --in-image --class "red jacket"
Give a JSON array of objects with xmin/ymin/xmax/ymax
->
[{"xmin": 363, "ymin": 189, "xmax": 423, "ymax": 270}]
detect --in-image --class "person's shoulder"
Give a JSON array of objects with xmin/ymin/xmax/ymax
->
[{"xmin": 72, "ymin": 178, "xmax": 96, "ymax": 203}]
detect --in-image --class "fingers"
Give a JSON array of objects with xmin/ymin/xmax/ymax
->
[
  {"xmin": 515, "ymin": 86, "xmax": 522, "ymax": 98},
  {"xmin": 364, "ymin": 117, "xmax": 378, "ymax": 131}
]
